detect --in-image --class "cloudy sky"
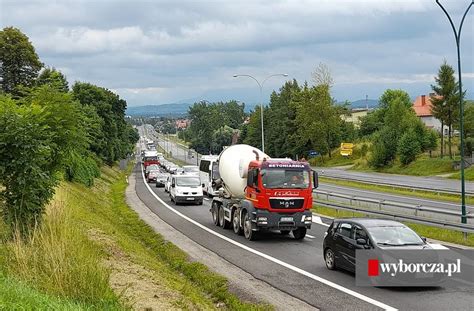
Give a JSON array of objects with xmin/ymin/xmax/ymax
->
[{"xmin": 1, "ymin": 0, "xmax": 473, "ymax": 106}]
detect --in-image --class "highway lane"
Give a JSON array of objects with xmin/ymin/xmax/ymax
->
[
  {"xmin": 316, "ymin": 167, "xmax": 474, "ymax": 195},
  {"xmin": 134, "ymin": 164, "xmax": 474, "ymax": 311}
]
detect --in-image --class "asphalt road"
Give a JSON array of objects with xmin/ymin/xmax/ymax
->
[
  {"xmin": 133, "ymin": 163, "xmax": 474, "ymax": 311},
  {"xmin": 316, "ymin": 167, "xmax": 474, "ymax": 195}
]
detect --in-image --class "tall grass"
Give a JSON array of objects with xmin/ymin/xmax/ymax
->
[{"xmin": 2, "ymin": 197, "xmax": 123, "ymax": 310}]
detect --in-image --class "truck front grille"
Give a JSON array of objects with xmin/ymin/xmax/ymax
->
[{"xmin": 269, "ymin": 198, "xmax": 304, "ymax": 209}]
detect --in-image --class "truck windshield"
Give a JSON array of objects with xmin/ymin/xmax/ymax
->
[
  {"xmin": 176, "ymin": 177, "xmax": 201, "ymax": 187},
  {"xmin": 261, "ymin": 169, "xmax": 310, "ymax": 189},
  {"xmin": 144, "ymin": 156, "xmax": 158, "ymax": 161}
]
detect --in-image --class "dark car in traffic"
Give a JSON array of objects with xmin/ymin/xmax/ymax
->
[{"xmin": 323, "ymin": 218, "xmax": 431, "ymax": 273}]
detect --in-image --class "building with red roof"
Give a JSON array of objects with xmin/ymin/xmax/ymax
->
[{"xmin": 412, "ymin": 94, "xmax": 447, "ymax": 135}]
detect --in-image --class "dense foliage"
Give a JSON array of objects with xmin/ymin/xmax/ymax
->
[
  {"xmin": 181, "ymin": 100, "xmax": 244, "ymax": 154},
  {"xmin": 430, "ymin": 61, "xmax": 462, "ymax": 158},
  {"xmin": 0, "ymin": 27, "xmax": 138, "ymax": 234}
]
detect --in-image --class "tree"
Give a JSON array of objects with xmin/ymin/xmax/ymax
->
[
  {"xmin": 312, "ymin": 63, "xmax": 334, "ymax": 87},
  {"xmin": 36, "ymin": 67, "xmax": 69, "ymax": 92},
  {"xmin": 0, "ymin": 27, "xmax": 43, "ymax": 96},
  {"xmin": 379, "ymin": 89, "xmax": 412, "ymax": 110},
  {"xmin": 398, "ymin": 130, "xmax": 421, "ymax": 165},
  {"xmin": 368, "ymin": 92, "xmax": 423, "ymax": 167},
  {"xmin": 211, "ymin": 125, "xmax": 234, "ymax": 153},
  {"xmin": 292, "ymin": 83, "xmax": 340, "ymax": 158},
  {"xmin": 265, "ymin": 79, "xmax": 300, "ymax": 157},
  {"xmin": 358, "ymin": 109, "xmax": 384, "ymax": 137},
  {"xmin": 243, "ymin": 107, "xmax": 264, "ymax": 149},
  {"xmin": 72, "ymin": 82, "xmax": 136, "ymax": 164},
  {"xmin": 0, "ymin": 87, "xmax": 89, "ymax": 234},
  {"xmin": 424, "ymin": 129, "xmax": 439, "ymax": 158},
  {"xmin": 431, "ymin": 61, "xmax": 461, "ymax": 159}
]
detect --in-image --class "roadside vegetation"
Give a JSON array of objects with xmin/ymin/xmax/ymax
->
[
  {"xmin": 1, "ymin": 164, "xmax": 270, "ymax": 309},
  {"xmin": 313, "ymin": 206, "xmax": 474, "ymax": 247}
]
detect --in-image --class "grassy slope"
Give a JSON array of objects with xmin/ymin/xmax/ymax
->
[
  {"xmin": 1, "ymin": 165, "xmax": 269, "ymax": 310},
  {"xmin": 351, "ymin": 155, "xmax": 455, "ymax": 176},
  {"xmin": 0, "ymin": 274, "xmax": 88, "ymax": 311},
  {"xmin": 450, "ymin": 166, "xmax": 474, "ymax": 181}
]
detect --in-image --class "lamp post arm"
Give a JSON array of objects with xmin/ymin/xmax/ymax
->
[
  {"xmin": 458, "ymin": 1, "xmax": 473, "ymax": 41},
  {"xmin": 436, "ymin": 0, "xmax": 460, "ymax": 42},
  {"xmin": 234, "ymin": 74, "xmax": 262, "ymax": 91},
  {"xmin": 261, "ymin": 74, "xmax": 286, "ymax": 88}
]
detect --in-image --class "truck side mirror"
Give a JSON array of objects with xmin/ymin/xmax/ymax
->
[{"xmin": 312, "ymin": 171, "xmax": 319, "ymax": 189}]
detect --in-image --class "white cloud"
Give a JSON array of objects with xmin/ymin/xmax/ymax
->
[{"xmin": 2, "ymin": 0, "xmax": 472, "ymax": 105}]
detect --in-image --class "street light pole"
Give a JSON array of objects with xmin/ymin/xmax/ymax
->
[
  {"xmin": 436, "ymin": 0, "xmax": 473, "ymax": 224},
  {"xmin": 233, "ymin": 73, "xmax": 288, "ymax": 153}
]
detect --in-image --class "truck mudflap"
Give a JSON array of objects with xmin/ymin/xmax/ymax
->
[{"xmin": 250, "ymin": 209, "xmax": 312, "ymax": 231}]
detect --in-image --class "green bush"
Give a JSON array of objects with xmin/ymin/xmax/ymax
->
[
  {"xmin": 398, "ymin": 130, "xmax": 421, "ymax": 165},
  {"xmin": 64, "ymin": 152, "xmax": 100, "ymax": 187},
  {"xmin": 369, "ymin": 129, "xmax": 397, "ymax": 168}
]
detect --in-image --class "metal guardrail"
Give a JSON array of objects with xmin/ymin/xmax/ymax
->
[
  {"xmin": 319, "ymin": 174, "xmax": 474, "ymax": 196},
  {"xmin": 315, "ymin": 200, "xmax": 474, "ymax": 234},
  {"xmin": 314, "ymin": 190, "xmax": 474, "ymax": 219}
]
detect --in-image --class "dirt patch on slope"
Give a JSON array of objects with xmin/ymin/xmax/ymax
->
[{"xmin": 88, "ymin": 229, "xmax": 182, "ymax": 311}]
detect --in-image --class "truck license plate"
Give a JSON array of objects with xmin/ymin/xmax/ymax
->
[
  {"xmin": 281, "ymin": 217, "xmax": 293, "ymax": 222},
  {"xmin": 186, "ymin": 197, "xmax": 195, "ymax": 200}
]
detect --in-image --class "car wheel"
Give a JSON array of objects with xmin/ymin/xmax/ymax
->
[
  {"xmin": 292, "ymin": 228, "xmax": 306, "ymax": 240},
  {"xmin": 325, "ymin": 248, "xmax": 336, "ymax": 270},
  {"xmin": 243, "ymin": 212, "xmax": 258, "ymax": 241}
]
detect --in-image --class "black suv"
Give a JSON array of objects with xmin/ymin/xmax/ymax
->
[{"xmin": 323, "ymin": 218, "xmax": 430, "ymax": 272}]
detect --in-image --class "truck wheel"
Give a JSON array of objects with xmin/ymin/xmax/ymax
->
[
  {"xmin": 219, "ymin": 206, "xmax": 231, "ymax": 229},
  {"xmin": 280, "ymin": 230, "xmax": 291, "ymax": 235},
  {"xmin": 211, "ymin": 202, "xmax": 220, "ymax": 226},
  {"xmin": 292, "ymin": 228, "xmax": 306, "ymax": 240},
  {"xmin": 232, "ymin": 209, "xmax": 243, "ymax": 235},
  {"xmin": 243, "ymin": 212, "xmax": 258, "ymax": 241}
]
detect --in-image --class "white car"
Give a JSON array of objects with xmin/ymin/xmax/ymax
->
[
  {"xmin": 169, "ymin": 175, "xmax": 203, "ymax": 205},
  {"xmin": 164, "ymin": 175, "xmax": 172, "ymax": 193}
]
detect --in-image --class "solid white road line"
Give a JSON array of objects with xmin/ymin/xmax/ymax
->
[
  {"xmin": 306, "ymin": 234, "xmax": 316, "ymax": 239},
  {"xmin": 428, "ymin": 243, "xmax": 449, "ymax": 250},
  {"xmin": 140, "ymin": 169, "xmax": 397, "ymax": 311},
  {"xmin": 312, "ymin": 215, "xmax": 329, "ymax": 227}
]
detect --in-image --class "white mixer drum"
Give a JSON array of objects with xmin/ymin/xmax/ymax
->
[{"xmin": 218, "ymin": 144, "xmax": 268, "ymax": 198}]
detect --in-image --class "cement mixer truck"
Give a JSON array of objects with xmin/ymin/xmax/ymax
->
[{"xmin": 209, "ymin": 144, "xmax": 318, "ymax": 240}]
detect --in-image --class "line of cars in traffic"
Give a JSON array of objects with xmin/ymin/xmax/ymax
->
[{"xmin": 144, "ymin": 159, "xmax": 204, "ymax": 205}]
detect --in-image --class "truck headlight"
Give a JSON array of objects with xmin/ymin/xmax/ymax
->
[
  {"xmin": 257, "ymin": 216, "xmax": 267, "ymax": 224},
  {"xmin": 305, "ymin": 216, "xmax": 312, "ymax": 223}
]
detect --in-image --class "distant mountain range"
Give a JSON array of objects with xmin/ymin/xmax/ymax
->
[
  {"xmin": 126, "ymin": 99, "xmax": 380, "ymax": 117},
  {"xmin": 126, "ymin": 102, "xmax": 258, "ymax": 117},
  {"xmin": 344, "ymin": 99, "xmax": 379, "ymax": 109}
]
